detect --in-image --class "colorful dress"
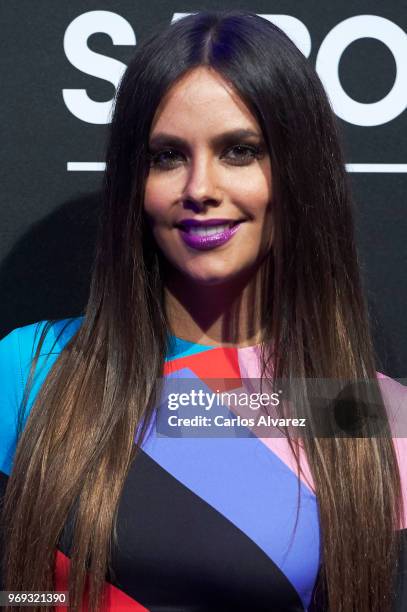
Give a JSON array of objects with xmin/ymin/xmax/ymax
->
[{"xmin": 1, "ymin": 316, "xmax": 406, "ymax": 611}]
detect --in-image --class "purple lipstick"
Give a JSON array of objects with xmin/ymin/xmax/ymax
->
[{"xmin": 175, "ymin": 218, "xmax": 244, "ymax": 251}]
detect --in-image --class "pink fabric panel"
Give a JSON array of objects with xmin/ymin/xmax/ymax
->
[{"xmin": 237, "ymin": 347, "xmax": 407, "ymax": 526}]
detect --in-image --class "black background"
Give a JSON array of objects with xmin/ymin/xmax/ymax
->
[{"xmin": 1, "ymin": 1, "xmax": 406, "ymax": 377}]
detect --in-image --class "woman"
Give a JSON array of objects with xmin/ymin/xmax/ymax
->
[{"xmin": 0, "ymin": 9, "xmax": 406, "ymax": 612}]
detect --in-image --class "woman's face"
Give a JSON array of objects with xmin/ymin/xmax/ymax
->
[{"xmin": 144, "ymin": 66, "xmax": 273, "ymax": 287}]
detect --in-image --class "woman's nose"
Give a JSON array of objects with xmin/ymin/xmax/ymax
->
[{"xmin": 182, "ymin": 155, "xmax": 221, "ymax": 210}]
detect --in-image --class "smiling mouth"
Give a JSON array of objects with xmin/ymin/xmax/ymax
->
[{"xmin": 176, "ymin": 221, "xmax": 243, "ymax": 235}]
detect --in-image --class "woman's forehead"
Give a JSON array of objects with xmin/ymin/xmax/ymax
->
[{"xmin": 150, "ymin": 67, "xmax": 260, "ymax": 136}]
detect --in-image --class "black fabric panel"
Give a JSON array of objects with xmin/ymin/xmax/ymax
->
[
  {"xmin": 106, "ymin": 450, "xmax": 306, "ymax": 611},
  {"xmin": 58, "ymin": 451, "xmax": 306, "ymax": 610}
]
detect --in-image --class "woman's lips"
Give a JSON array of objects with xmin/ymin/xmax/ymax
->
[
  {"xmin": 177, "ymin": 221, "xmax": 244, "ymax": 250},
  {"xmin": 176, "ymin": 219, "xmax": 243, "ymax": 231}
]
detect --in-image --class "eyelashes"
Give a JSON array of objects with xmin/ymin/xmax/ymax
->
[{"xmin": 147, "ymin": 144, "xmax": 265, "ymax": 171}]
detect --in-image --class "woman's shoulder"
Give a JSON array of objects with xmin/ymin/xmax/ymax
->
[
  {"xmin": 0, "ymin": 316, "xmax": 84, "ymax": 379},
  {"xmin": 0, "ymin": 315, "xmax": 84, "ymax": 476},
  {"xmin": 0, "ymin": 315, "xmax": 84, "ymax": 357},
  {"xmin": 377, "ymin": 371, "xmax": 407, "ymax": 435}
]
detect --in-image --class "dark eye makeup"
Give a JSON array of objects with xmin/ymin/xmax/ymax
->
[{"xmin": 147, "ymin": 144, "xmax": 265, "ymax": 170}]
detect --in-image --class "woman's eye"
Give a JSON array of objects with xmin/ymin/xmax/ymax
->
[
  {"xmin": 147, "ymin": 144, "xmax": 263, "ymax": 170},
  {"xmin": 224, "ymin": 145, "xmax": 263, "ymax": 165},
  {"xmin": 148, "ymin": 149, "xmax": 184, "ymax": 170}
]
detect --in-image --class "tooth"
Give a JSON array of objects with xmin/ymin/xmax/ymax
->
[{"xmin": 188, "ymin": 224, "xmax": 230, "ymax": 236}]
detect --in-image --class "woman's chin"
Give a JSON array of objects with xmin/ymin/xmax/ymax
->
[{"xmin": 180, "ymin": 268, "xmax": 248, "ymax": 288}]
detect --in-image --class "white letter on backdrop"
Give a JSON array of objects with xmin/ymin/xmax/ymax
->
[
  {"xmin": 316, "ymin": 15, "xmax": 407, "ymax": 126},
  {"xmin": 63, "ymin": 10, "xmax": 136, "ymax": 124}
]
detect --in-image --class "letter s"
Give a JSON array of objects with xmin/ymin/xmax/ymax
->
[{"xmin": 62, "ymin": 11, "xmax": 136, "ymax": 124}]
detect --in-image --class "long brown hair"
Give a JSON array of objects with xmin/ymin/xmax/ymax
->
[{"xmin": 2, "ymin": 10, "xmax": 404, "ymax": 611}]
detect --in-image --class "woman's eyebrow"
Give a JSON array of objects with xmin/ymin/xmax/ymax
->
[{"xmin": 148, "ymin": 128, "xmax": 263, "ymax": 149}]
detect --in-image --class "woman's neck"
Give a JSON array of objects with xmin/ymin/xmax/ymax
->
[{"xmin": 164, "ymin": 266, "xmax": 269, "ymax": 348}]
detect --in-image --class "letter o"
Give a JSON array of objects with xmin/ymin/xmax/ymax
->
[{"xmin": 316, "ymin": 15, "xmax": 407, "ymax": 126}]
